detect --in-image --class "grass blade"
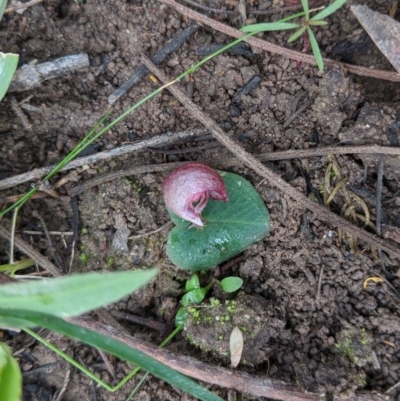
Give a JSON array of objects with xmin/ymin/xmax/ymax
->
[
  {"xmin": 0, "ymin": 310, "xmax": 224, "ymax": 401},
  {"xmin": 241, "ymin": 22, "xmax": 300, "ymax": 33},
  {"xmin": 307, "ymin": 27, "xmax": 324, "ymax": 72},
  {"xmin": 309, "ymin": 20, "xmax": 328, "ymax": 26},
  {"xmin": 0, "ymin": 269, "xmax": 157, "ymax": 319},
  {"xmin": 288, "ymin": 26, "xmax": 307, "ymax": 42},
  {"xmin": 0, "ymin": 0, "xmax": 7, "ymax": 21},
  {"xmin": 311, "ymin": 0, "xmax": 347, "ymax": 21},
  {"xmin": 301, "ymin": 0, "xmax": 310, "ymax": 20}
]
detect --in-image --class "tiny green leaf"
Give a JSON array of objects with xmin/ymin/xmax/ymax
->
[
  {"xmin": 0, "ymin": 53, "xmax": 19, "ymax": 102},
  {"xmin": 288, "ymin": 26, "xmax": 307, "ymax": 43},
  {"xmin": 241, "ymin": 22, "xmax": 300, "ymax": 33},
  {"xmin": 0, "ymin": 269, "xmax": 158, "ymax": 320},
  {"xmin": 175, "ymin": 307, "xmax": 189, "ymax": 327},
  {"xmin": 0, "ymin": 343, "xmax": 22, "ymax": 401},
  {"xmin": 181, "ymin": 288, "xmax": 208, "ymax": 306},
  {"xmin": 307, "ymin": 27, "xmax": 324, "ymax": 72},
  {"xmin": 301, "ymin": 0, "xmax": 310, "ymax": 20},
  {"xmin": 185, "ymin": 274, "xmax": 200, "ymax": 292},
  {"xmin": 311, "ymin": 0, "xmax": 347, "ymax": 21},
  {"xmin": 309, "ymin": 20, "xmax": 328, "ymax": 26},
  {"xmin": 220, "ymin": 277, "xmax": 243, "ymax": 293}
]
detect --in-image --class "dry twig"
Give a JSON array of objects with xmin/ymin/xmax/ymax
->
[{"xmin": 2, "ymin": 141, "xmax": 400, "ymax": 192}]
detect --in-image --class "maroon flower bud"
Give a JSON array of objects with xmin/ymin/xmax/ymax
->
[{"xmin": 162, "ymin": 163, "xmax": 228, "ymax": 226}]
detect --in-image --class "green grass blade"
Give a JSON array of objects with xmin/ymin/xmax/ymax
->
[
  {"xmin": 301, "ymin": 0, "xmax": 310, "ymax": 20},
  {"xmin": 279, "ymin": 10, "xmax": 307, "ymax": 22},
  {"xmin": 1, "ymin": 310, "xmax": 225, "ymax": 401},
  {"xmin": 309, "ymin": 20, "xmax": 328, "ymax": 26},
  {"xmin": 288, "ymin": 26, "xmax": 307, "ymax": 42},
  {"xmin": 0, "ymin": 269, "xmax": 157, "ymax": 320},
  {"xmin": 241, "ymin": 22, "xmax": 300, "ymax": 33},
  {"xmin": 0, "ymin": 259, "xmax": 35, "ymax": 274},
  {"xmin": 0, "ymin": 0, "xmax": 7, "ymax": 21},
  {"xmin": 0, "ymin": 53, "xmax": 19, "ymax": 102},
  {"xmin": 311, "ymin": 0, "xmax": 347, "ymax": 21},
  {"xmin": 307, "ymin": 27, "xmax": 324, "ymax": 72}
]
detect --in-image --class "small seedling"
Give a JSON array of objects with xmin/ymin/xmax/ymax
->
[
  {"xmin": 241, "ymin": 0, "xmax": 347, "ymax": 72},
  {"xmin": 175, "ymin": 274, "xmax": 243, "ymax": 327}
]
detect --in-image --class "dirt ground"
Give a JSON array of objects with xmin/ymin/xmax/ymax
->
[{"xmin": 1, "ymin": 0, "xmax": 400, "ymax": 400}]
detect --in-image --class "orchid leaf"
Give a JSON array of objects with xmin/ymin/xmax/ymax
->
[{"xmin": 167, "ymin": 172, "xmax": 269, "ymax": 270}]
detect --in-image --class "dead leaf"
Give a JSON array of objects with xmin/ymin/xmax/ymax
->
[
  {"xmin": 230, "ymin": 326, "xmax": 244, "ymax": 368},
  {"xmin": 363, "ymin": 276, "xmax": 384, "ymax": 289},
  {"xmin": 351, "ymin": 5, "xmax": 400, "ymax": 73}
]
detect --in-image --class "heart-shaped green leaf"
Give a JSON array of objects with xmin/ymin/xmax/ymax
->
[{"xmin": 166, "ymin": 171, "xmax": 269, "ymax": 270}]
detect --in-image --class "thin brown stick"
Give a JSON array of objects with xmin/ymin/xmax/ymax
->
[
  {"xmin": 69, "ymin": 315, "xmax": 386, "ymax": 401},
  {"xmin": 52, "ymin": 365, "xmax": 70, "ymax": 401},
  {"xmin": 68, "ymin": 144, "xmax": 400, "ymax": 197},
  {"xmin": 129, "ymin": 221, "xmax": 173, "ymax": 239},
  {"xmin": 316, "ymin": 266, "xmax": 324, "ymax": 303},
  {"xmin": 97, "ymin": 348, "xmax": 116, "ymax": 380},
  {"xmin": 159, "ymin": 0, "xmax": 400, "ymax": 82},
  {"xmin": 10, "ymin": 96, "xmax": 31, "ymax": 130},
  {"xmin": 21, "ymin": 230, "xmax": 73, "ymax": 236},
  {"xmin": 2, "ymin": 139, "xmax": 400, "ymax": 192},
  {"xmin": 0, "ymin": 223, "xmax": 62, "ymax": 277},
  {"xmin": 375, "ymin": 159, "xmax": 384, "ymax": 237},
  {"xmin": 68, "ymin": 162, "xmax": 184, "ymax": 197},
  {"xmin": 0, "ymin": 129, "xmax": 205, "ymax": 191},
  {"xmin": 141, "ymin": 54, "xmax": 400, "ymax": 258},
  {"xmin": 32, "ymin": 210, "xmax": 63, "ymax": 270}
]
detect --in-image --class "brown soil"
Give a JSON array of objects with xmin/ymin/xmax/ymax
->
[{"xmin": 1, "ymin": 0, "xmax": 400, "ymax": 400}]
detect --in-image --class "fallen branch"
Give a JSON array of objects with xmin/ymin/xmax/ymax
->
[
  {"xmin": 0, "ymin": 129, "xmax": 205, "ymax": 191},
  {"xmin": 9, "ymin": 54, "xmax": 90, "ymax": 93}
]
